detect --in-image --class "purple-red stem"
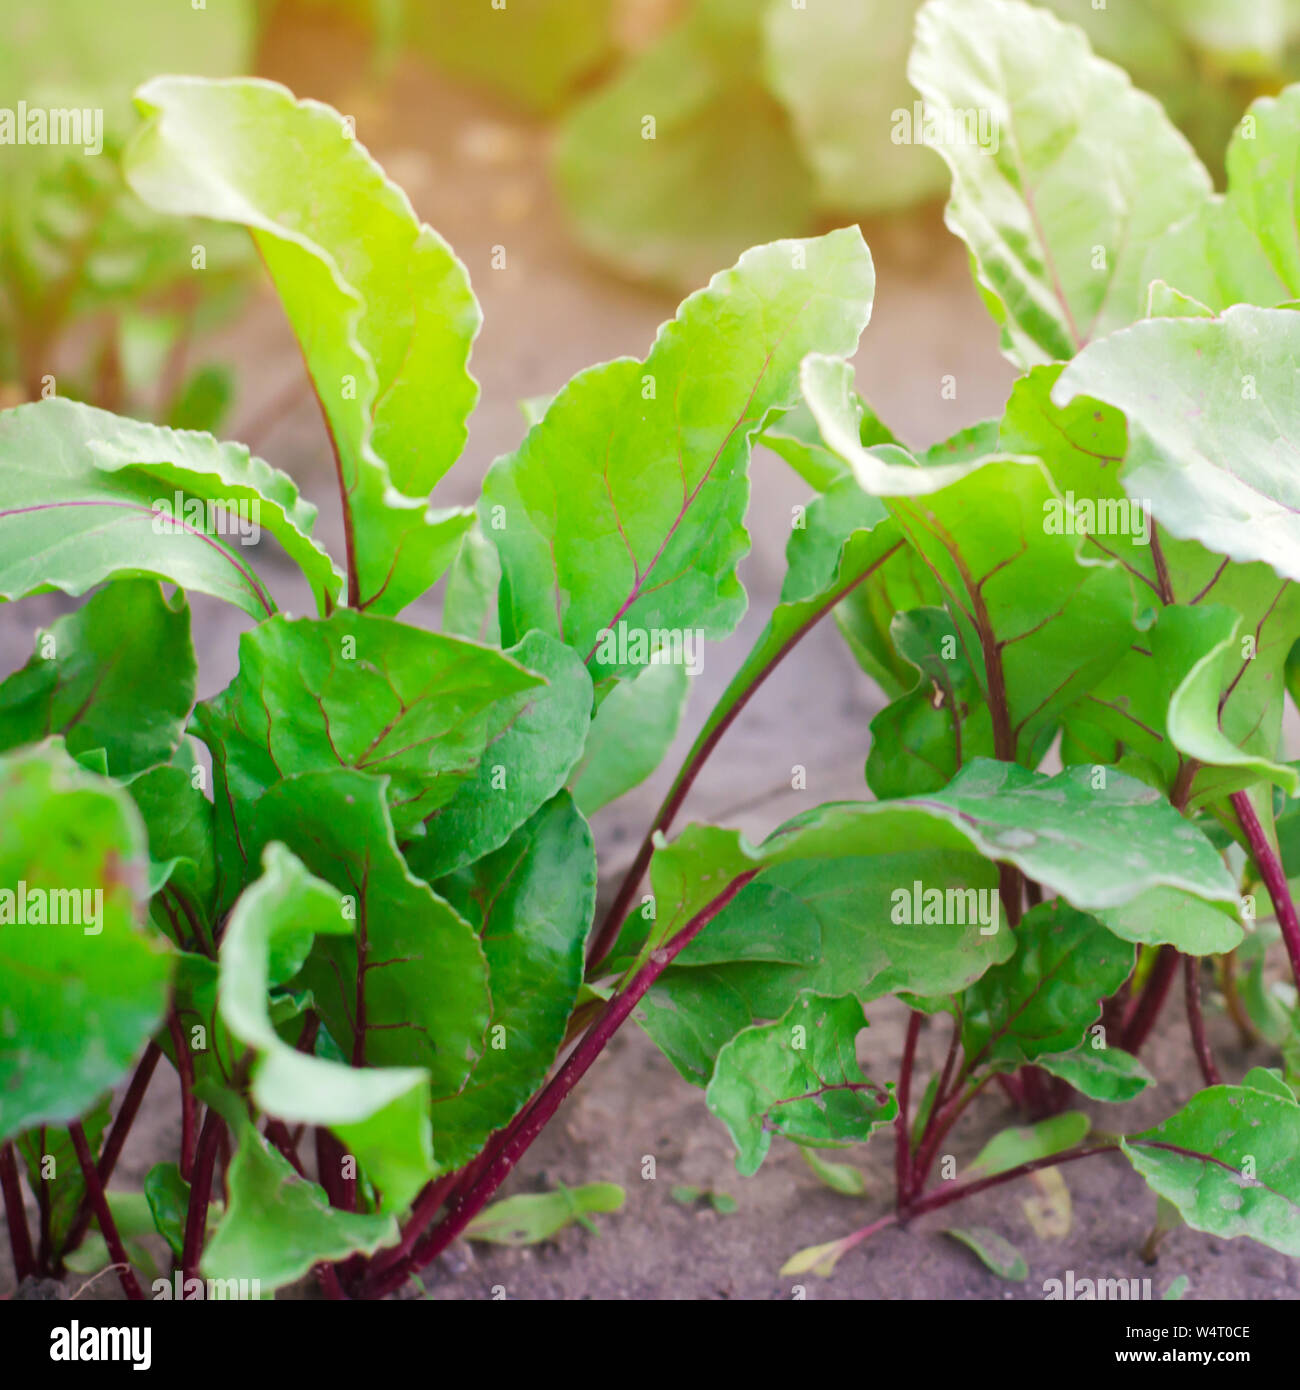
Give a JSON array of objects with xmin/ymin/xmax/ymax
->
[
  {"xmin": 0, "ymin": 1141, "xmax": 34, "ymax": 1282},
  {"xmin": 1184, "ymin": 954, "xmax": 1221, "ymax": 1087},
  {"xmin": 894, "ymin": 1012, "xmax": 922, "ymax": 1209},
  {"xmin": 181, "ymin": 1109, "xmax": 224, "ymax": 1292},
  {"xmin": 364, "ymin": 869, "xmax": 760, "ymax": 1298},
  {"xmin": 1232, "ymin": 790, "xmax": 1300, "ymax": 993},
  {"xmin": 63, "ymin": 1040, "xmax": 162, "ymax": 1258},
  {"xmin": 168, "ymin": 1010, "xmax": 197, "ymax": 1181},
  {"xmin": 68, "ymin": 1122, "xmax": 142, "ymax": 1300},
  {"xmin": 1121, "ymin": 944, "xmax": 1179, "ymax": 1055}
]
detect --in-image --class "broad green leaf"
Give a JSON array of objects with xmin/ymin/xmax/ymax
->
[
  {"xmin": 407, "ymin": 0, "xmax": 612, "ymax": 114},
  {"xmin": 1099, "ymin": 886, "xmax": 1243, "ymax": 957},
  {"xmin": 1037, "ymin": 1047, "xmax": 1154, "ymax": 1103},
  {"xmin": 1054, "ymin": 306, "xmax": 1300, "ymax": 587},
  {"xmin": 126, "ymin": 77, "xmax": 480, "ymax": 613},
  {"xmin": 965, "ymin": 1112, "xmax": 1092, "ymax": 1179},
  {"xmin": 0, "ymin": 398, "xmax": 339, "ymax": 618},
  {"xmin": 866, "ymin": 606, "xmax": 995, "ymax": 798},
  {"xmin": 1006, "ymin": 361, "xmax": 1300, "ymax": 808},
  {"xmin": 568, "ymin": 661, "xmax": 690, "ymax": 817},
  {"xmin": 1121, "ymin": 1085, "xmax": 1300, "ymax": 1255},
  {"xmin": 402, "ymin": 632, "xmax": 591, "ymax": 882},
  {"xmin": 759, "ymin": 392, "xmax": 898, "ymax": 494},
  {"xmin": 1242, "ymin": 1065, "xmax": 1297, "ymax": 1101},
  {"xmin": 705, "ymin": 994, "xmax": 895, "ymax": 1175},
  {"xmin": 463, "ymin": 1182, "xmax": 624, "ymax": 1246},
  {"xmin": 219, "ymin": 843, "xmax": 434, "ymax": 1209},
  {"xmin": 961, "ymin": 901, "xmax": 1135, "ymax": 1072},
  {"xmin": 248, "ymin": 772, "xmax": 490, "ymax": 1102},
  {"xmin": 202, "ymin": 1121, "xmax": 396, "ymax": 1292},
  {"xmin": 942, "ymin": 1226, "xmax": 1028, "ymax": 1281},
  {"xmin": 143, "ymin": 1162, "xmax": 191, "ymax": 1258},
  {"xmin": 483, "ymin": 228, "xmax": 875, "ymax": 678},
  {"xmin": 762, "ymin": 0, "xmax": 945, "ymax": 214},
  {"xmin": 909, "ymin": 0, "xmax": 1211, "ymax": 366},
  {"xmin": 194, "ymin": 610, "xmax": 540, "ymax": 904},
  {"xmin": 0, "ymin": 580, "xmax": 195, "ymax": 776},
  {"xmin": 805, "ymin": 356, "xmax": 1137, "ymax": 759},
  {"xmin": 554, "ymin": 0, "xmax": 815, "ymax": 289},
  {"xmin": 800, "ymin": 1147, "xmax": 867, "ymax": 1196},
  {"xmin": 0, "ymin": 741, "xmax": 170, "ymax": 1140},
  {"xmin": 428, "ymin": 795, "xmax": 596, "ymax": 1170},
  {"xmin": 1146, "ymin": 88, "xmax": 1300, "ymax": 311}
]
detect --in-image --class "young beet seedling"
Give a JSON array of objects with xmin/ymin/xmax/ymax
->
[{"xmin": 625, "ymin": 0, "xmax": 1300, "ymax": 1282}]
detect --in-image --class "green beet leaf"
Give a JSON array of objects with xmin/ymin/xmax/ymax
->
[
  {"xmin": 0, "ymin": 740, "xmax": 171, "ymax": 1141},
  {"xmin": 126, "ymin": 76, "xmax": 480, "ymax": 613},
  {"xmin": 464, "ymin": 1182, "xmax": 624, "ymax": 1247},
  {"xmin": 219, "ymin": 843, "xmax": 434, "ymax": 1209},
  {"xmin": 1121, "ymin": 1086, "xmax": 1300, "ymax": 1256},
  {"xmin": 965, "ymin": 1112, "xmax": 1092, "ymax": 1179},
  {"xmin": 942, "ymin": 1226, "xmax": 1028, "ymax": 1281},
  {"xmin": 482, "ymin": 228, "xmax": 875, "ymax": 679},
  {"xmin": 429, "ymin": 795, "xmax": 596, "ymax": 1170},
  {"xmin": 706, "ymin": 994, "xmax": 896, "ymax": 1175},
  {"xmin": 910, "ymin": 0, "xmax": 1211, "ymax": 366},
  {"xmin": 0, "ymin": 580, "xmax": 195, "ymax": 777}
]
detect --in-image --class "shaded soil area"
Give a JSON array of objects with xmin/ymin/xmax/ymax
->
[{"xmin": 2, "ymin": 5, "xmax": 1296, "ymax": 1302}]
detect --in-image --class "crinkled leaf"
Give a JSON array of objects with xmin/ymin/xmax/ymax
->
[
  {"xmin": 201, "ymin": 1121, "xmax": 396, "ymax": 1292},
  {"xmin": 219, "ymin": 843, "xmax": 434, "ymax": 1209},
  {"xmin": 127, "ymin": 76, "xmax": 480, "ymax": 613},
  {"xmin": 0, "ymin": 398, "xmax": 338, "ymax": 618}
]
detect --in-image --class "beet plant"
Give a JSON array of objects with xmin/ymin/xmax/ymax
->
[{"xmin": 4, "ymin": 0, "xmax": 1300, "ymax": 1305}]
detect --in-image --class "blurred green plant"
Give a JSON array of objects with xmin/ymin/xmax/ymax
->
[{"xmin": 0, "ymin": 0, "xmax": 256, "ymax": 424}]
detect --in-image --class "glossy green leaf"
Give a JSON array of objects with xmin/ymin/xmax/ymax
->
[
  {"xmin": 1121, "ymin": 1085, "xmax": 1300, "ymax": 1256},
  {"xmin": 194, "ymin": 610, "xmax": 540, "ymax": 904},
  {"xmin": 961, "ymin": 901, "xmax": 1135, "ymax": 1072},
  {"xmin": 403, "ymin": 632, "xmax": 591, "ymax": 882},
  {"xmin": 428, "ymin": 795, "xmax": 596, "ymax": 1170},
  {"xmin": 248, "ymin": 771, "xmax": 490, "ymax": 1103},
  {"xmin": 706, "ymin": 994, "xmax": 895, "ymax": 1175},
  {"xmin": 0, "ymin": 740, "xmax": 170, "ymax": 1141},
  {"xmin": 143, "ymin": 1162, "xmax": 191, "ymax": 1258},
  {"xmin": 127, "ymin": 77, "xmax": 480, "ymax": 613},
  {"xmin": 1037, "ymin": 1046, "xmax": 1154, "ymax": 1103},
  {"xmin": 483, "ymin": 228, "xmax": 875, "ymax": 677},
  {"xmin": 554, "ymin": 0, "xmax": 815, "ymax": 289},
  {"xmin": 201, "ymin": 1121, "xmax": 396, "ymax": 1292},
  {"xmin": 463, "ymin": 1182, "xmax": 624, "ymax": 1246},
  {"xmin": 0, "ymin": 398, "xmax": 339, "ymax": 618},
  {"xmin": 910, "ymin": 0, "xmax": 1211, "ymax": 365},
  {"xmin": 219, "ymin": 843, "xmax": 434, "ymax": 1209},
  {"xmin": 0, "ymin": 580, "xmax": 195, "ymax": 776},
  {"xmin": 568, "ymin": 660, "xmax": 690, "ymax": 817},
  {"xmin": 805, "ymin": 356, "xmax": 1137, "ymax": 760}
]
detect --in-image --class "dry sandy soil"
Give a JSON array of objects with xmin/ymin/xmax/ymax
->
[{"xmin": 1, "ymin": 4, "xmax": 1296, "ymax": 1302}]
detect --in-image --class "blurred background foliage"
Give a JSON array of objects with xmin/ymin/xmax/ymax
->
[{"xmin": 5, "ymin": 0, "xmax": 1300, "ymax": 425}]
